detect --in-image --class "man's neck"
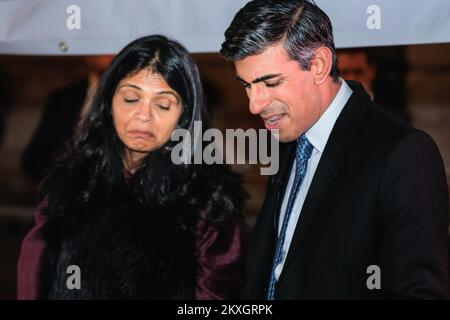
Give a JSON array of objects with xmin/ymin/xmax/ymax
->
[{"xmin": 319, "ymin": 78, "xmax": 342, "ymax": 115}]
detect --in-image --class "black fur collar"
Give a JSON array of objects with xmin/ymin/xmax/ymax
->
[{"xmin": 39, "ymin": 151, "xmax": 246, "ymax": 299}]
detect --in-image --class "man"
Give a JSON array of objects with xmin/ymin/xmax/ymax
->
[
  {"xmin": 221, "ymin": 0, "xmax": 449, "ymax": 299},
  {"xmin": 21, "ymin": 55, "xmax": 114, "ymax": 182},
  {"xmin": 338, "ymin": 48, "xmax": 377, "ymax": 100},
  {"xmin": 0, "ymin": 65, "xmax": 11, "ymax": 146},
  {"xmin": 337, "ymin": 48, "xmax": 409, "ymax": 121}
]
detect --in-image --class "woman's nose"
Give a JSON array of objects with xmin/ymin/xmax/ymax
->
[{"xmin": 134, "ymin": 103, "xmax": 152, "ymax": 122}]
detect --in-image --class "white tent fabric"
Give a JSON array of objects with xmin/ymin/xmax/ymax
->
[{"xmin": 0, "ymin": 0, "xmax": 449, "ymax": 55}]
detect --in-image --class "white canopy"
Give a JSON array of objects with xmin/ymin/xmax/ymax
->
[{"xmin": 0, "ymin": 0, "xmax": 449, "ymax": 55}]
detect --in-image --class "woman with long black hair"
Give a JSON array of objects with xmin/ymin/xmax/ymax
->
[{"xmin": 17, "ymin": 35, "xmax": 246, "ymax": 299}]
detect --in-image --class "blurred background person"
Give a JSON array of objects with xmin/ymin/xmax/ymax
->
[
  {"xmin": 0, "ymin": 66, "xmax": 12, "ymax": 147},
  {"xmin": 337, "ymin": 48, "xmax": 410, "ymax": 122},
  {"xmin": 21, "ymin": 55, "xmax": 114, "ymax": 183},
  {"xmin": 338, "ymin": 48, "xmax": 376, "ymax": 99}
]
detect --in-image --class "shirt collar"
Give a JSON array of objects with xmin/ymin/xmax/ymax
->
[{"xmin": 305, "ymin": 79, "xmax": 353, "ymax": 153}]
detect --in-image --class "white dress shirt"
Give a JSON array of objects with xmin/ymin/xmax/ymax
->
[{"xmin": 274, "ymin": 79, "xmax": 353, "ymax": 280}]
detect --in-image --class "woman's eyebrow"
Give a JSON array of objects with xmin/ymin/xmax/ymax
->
[
  {"xmin": 157, "ymin": 90, "xmax": 180, "ymax": 103},
  {"xmin": 117, "ymin": 83, "xmax": 142, "ymax": 90},
  {"xmin": 117, "ymin": 85, "xmax": 180, "ymax": 103}
]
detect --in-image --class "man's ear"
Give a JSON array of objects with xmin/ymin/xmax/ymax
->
[{"xmin": 310, "ymin": 46, "xmax": 333, "ymax": 85}]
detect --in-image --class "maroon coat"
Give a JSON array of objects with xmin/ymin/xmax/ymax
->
[{"xmin": 17, "ymin": 198, "xmax": 244, "ymax": 300}]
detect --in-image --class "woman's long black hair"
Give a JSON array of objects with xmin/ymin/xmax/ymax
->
[
  {"xmin": 37, "ymin": 35, "xmax": 246, "ymax": 299},
  {"xmin": 39, "ymin": 35, "xmax": 244, "ymax": 226}
]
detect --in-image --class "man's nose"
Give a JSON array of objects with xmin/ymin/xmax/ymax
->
[{"xmin": 248, "ymin": 86, "xmax": 271, "ymax": 115}]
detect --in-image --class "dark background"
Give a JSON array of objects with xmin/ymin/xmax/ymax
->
[{"xmin": 1, "ymin": 44, "xmax": 449, "ymax": 299}]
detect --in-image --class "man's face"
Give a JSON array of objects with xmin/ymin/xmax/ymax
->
[
  {"xmin": 235, "ymin": 42, "xmax": 322, "ymax": 143},
  {"xmin": 338, "ymin": 52, "xmax": 375, "ymax": 97}
]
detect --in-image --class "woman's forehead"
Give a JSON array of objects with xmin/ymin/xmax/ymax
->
[{"xmin": 121, "ymin": 69, "xmax": 168, "ymax": 87}]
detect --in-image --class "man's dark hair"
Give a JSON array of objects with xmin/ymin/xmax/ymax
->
[
  {"xmin": 221, "ymin": 0, "xmax": 339, "ymax": 82},
  {"xmin": 337, "ymin": 48, "xmax": 376, "ymax": 66}
]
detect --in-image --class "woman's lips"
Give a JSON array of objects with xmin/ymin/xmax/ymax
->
[
  {"xmin": 262, "ymin": 114, "xmax": 285, "ymax": 130},
  {"xmin": 128, "ymin": 130, "xmax": 154, "ymax": 139}
]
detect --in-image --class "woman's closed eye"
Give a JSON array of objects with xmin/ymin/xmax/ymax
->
[
  {"xmin": 157, "ymin": 104, "xmax": 171, "ymax": 111},
  {"xmin": 155, "ymin": 97, "xmax": 175, "ymax": 111},
  {"xmin": 124, "ymin": 97, "xmax": 139, "ymax": 104}
]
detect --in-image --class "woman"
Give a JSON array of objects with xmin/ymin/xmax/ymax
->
[{"xmin": 17, "ymin": 35, "xmax": 247, "ymax": 299}]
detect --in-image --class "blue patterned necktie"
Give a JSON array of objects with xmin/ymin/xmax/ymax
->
[{"xmin": 266, "ymin": 134, "xmax": 314, "ymax": 300}]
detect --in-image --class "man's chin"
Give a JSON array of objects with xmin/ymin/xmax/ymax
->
[
  {"xmin": 274, "ymin": 132, "xmax": 294, "ymax": 144},
  {"xmin": 279, "ymin": 130, "xmax": 310, "ymax": 143}
]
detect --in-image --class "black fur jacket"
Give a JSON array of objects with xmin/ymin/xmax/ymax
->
[{"xmin": 38, "ymin": 151, "xmax": 247, "ymax": 300}]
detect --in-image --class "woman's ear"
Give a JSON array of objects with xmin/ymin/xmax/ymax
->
[{"xmin": 310, "ymin": 46, "xmax": 333, "ymax": 85}]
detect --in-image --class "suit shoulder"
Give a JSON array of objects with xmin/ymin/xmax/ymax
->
[
  {"xmin": 357, "ymin": 103, "xmax": 443, "ymax": 167},
  {"xmin": 366, "ymin": 103, "xmax": 414, "ymax": 136},
  {"xmin": 358, "ymin": 102, "xmax": 432, "ymax": 147}
]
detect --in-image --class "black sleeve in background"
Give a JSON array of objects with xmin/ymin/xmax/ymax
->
[
  {"xmin": 21, "ymin": 81, "xmax": 87, "ymax": 182},
  {"xmin": 0, "ymin": 67, "xmax": 12, "ymax": 144}
]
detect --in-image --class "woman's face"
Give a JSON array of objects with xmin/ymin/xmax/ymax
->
[{"xmin": 112, "ymin": 69, "xmax": 183, "ymax": 163}]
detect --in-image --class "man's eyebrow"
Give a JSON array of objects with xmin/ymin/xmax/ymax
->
[
  {"xmin": 252, "ymin": 73, "xmax": 282, "ymax": 83},
  {"xmin": 236, "ymin": 76, "xmax": 250, "ymax": 85},
  {"xmin": 236, "ymin": 73, "xmax": 282, "ymax": 85}
]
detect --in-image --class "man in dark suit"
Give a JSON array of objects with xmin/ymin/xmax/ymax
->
[
  {"xmin": 221, "ymin": 0, "xmax": 449, "ymax": 299},
  {"xmin": 21, "ymin": 55, "xmax": 113, "ymax": 182},
  {"xmin": 337, "ymin": 48, "xmax": 410, "ymax": 122}
]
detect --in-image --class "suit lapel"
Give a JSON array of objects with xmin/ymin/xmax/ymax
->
[
  {"xmin": 280, "ymin": 81, "xmax": 371, "ymax": 276},
  {"xmin": 247, "ymin": 139, "xmax": 295, "ymax": 298},
  {"xmin": 272, "ymin": 141, "xmax": 296, "ymax": 233}
]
